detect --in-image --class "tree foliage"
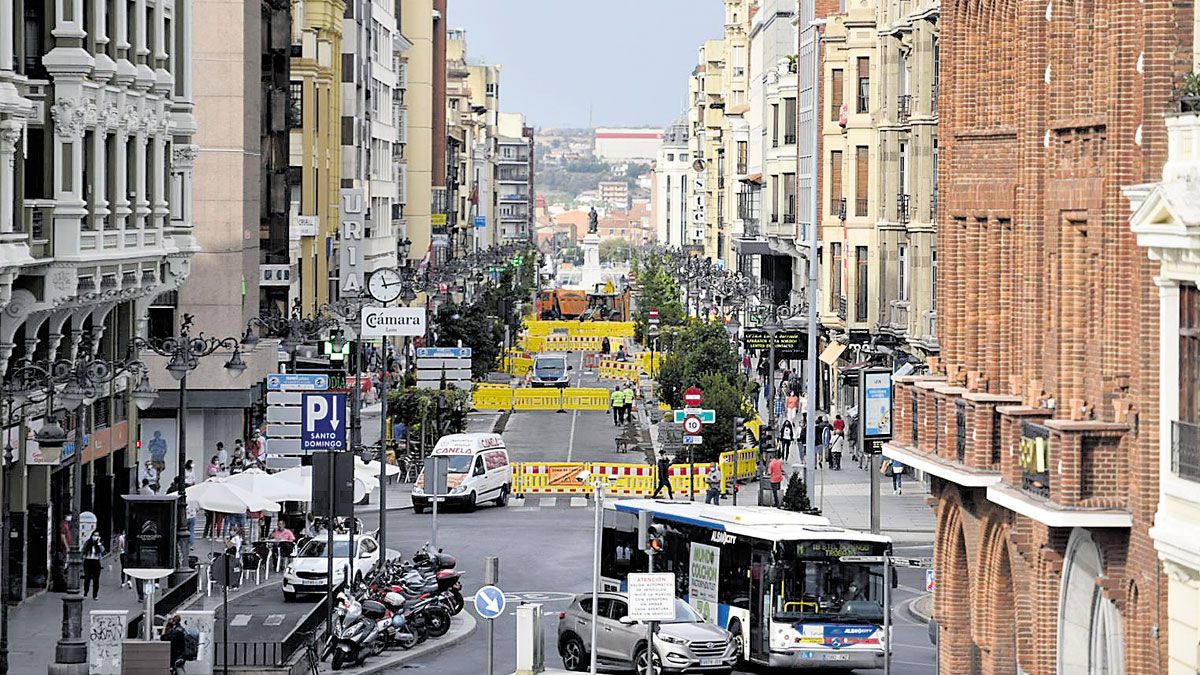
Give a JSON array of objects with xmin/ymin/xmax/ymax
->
[
  {"xmin": 632, "ymin": 260, "xmax": 686, "ymax": 343},
  {"xmin": 432, "ymin": 301, "xmax": 503, "ymax": 379},
  {"xmin": 599, "ymin": 237, "xmax": 633, "ymax": 263}
]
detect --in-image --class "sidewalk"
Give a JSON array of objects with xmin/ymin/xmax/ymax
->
[{"xmin": 10, "ymin": 538, "xmax": 225, "ymax": 667}]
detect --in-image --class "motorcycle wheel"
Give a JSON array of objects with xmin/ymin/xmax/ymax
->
[
  {"xmin": 331, "ymin": 650, "xmax": 345, "ymax": 671},
  {"xmin": 371, "ymin": 637, "xmax": 386, "ymax": 657},
  {"xmin": 411, "ymin": 617, "xmax": 428, "ymax": 643},
  {"xmin": 449, "ymin": 589, "xmax": 464, "ymax": 615},
  {"xmin": 396, "ymin": 631, "xmax": 419, "ymax": 650},
  {"xmin": 425, "ymin": 607, "xmax": 451, "ymax": 637}
]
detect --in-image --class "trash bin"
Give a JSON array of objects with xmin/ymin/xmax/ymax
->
[{"xmin": 757, "ymin": 476, "xmax": 774, "ymax": 506}]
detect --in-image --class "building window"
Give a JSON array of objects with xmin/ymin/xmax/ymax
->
[
  {"xmin": 830, "ymin": 242, "xmax": 842, "ymax": 312},
  {"xmin": 931, "ymin": 248, "xmax": 938, "ymax": 311},
  {"xmin": 288, "ymin": 81, "xmax": 303, "ymax": 128},
  {"xmin": 856, "ymin": 57, "xmax": 870, "ymax": 113},
  {"xmin": 783, "ymin": 173, "xmax": 796, "ymax": 223},
  {"xmin": 736, "ymin": 141, "xmax": 747, "ymax": 175},
  {"xmin": 855, "ymin": 246, "xmax": 868, "ymax": 322},
  {"xmin": 771, "ymin": 104, "xmax": 779, "ymax": 147},
  {"xmin": 898, "ymin": 244, "xmax": 909, "ymax": 301},
  {"xmin": 830, "ymin": 150, "xmax": 843, "ymax": 215},
  {"xmin": 831, "ymin": 69, "xmax": 844, "ymax": 121},
  {"xmin": 855, "ymin": 146, "xmax": 869, "ymax": 216},
  {"xmin": 898, "ymin": 142, "xmax": 908, "ymax": 196},
  {"xmin": 784, "ymin": 98, "xmax": 796, "ymax": 144}
]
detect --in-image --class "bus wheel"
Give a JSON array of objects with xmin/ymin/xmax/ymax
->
[{"xmin": 728, "ymin": 620, "xmax": 745, "ymax": 665}]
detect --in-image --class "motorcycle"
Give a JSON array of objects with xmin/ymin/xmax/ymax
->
[
  {"xmin": 330, "ymin": 594, "xmax": 388, "ymax": 670},
  {"xmin": 381, "ymin": 591, "xmax": 420, "ymax": 650}
]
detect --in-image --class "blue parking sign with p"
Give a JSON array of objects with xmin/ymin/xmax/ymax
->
[{"xmin": 301, "ymin": 392, "xmax": 347, "ymax": 451}]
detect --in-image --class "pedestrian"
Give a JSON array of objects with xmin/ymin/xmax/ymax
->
[
  {"xmin": 160, "ymin": 614, "xmax": 188, "ymax": 671},
  {"xmin": 652, "ymin": 450, "xmax": 674, "ymax": 499},
  {"xmin": 779, "ymin": 420, "xmax": 795, "ymax": 461},
  {"xmin": 139, "ymin": 478, "xmax": 155, "ymax": 495},
  {"xmin": 786, "ymin": 390, "xmax": 799, "ymax": 422},
  {"xmin": 206, "ymin": 455, "xmax": 220, "ymax": 479},
  {"xmin": 82, "ymin": 530, "xmax": 105, "ymax": 599},
  {"xmin": 601, "ymin": 336, "xmax": 611, "ymax": 355},
  {"xmin": 616, "ymin": 344, "xmax": 627, "ymax": 362},
  {"xmin": 216, "ymin": 442, "xmax": 228, "ymax": 471},
  {"xmin": 742, "ymin": 353, "xmax": 752, "ymax": 377},
  {"xmin": 183, "ymin": 459, "xmax": 196, "ymax": 487},
  {"xmin": 833, "ymin": 414, "xmax": 845, "ymax": 436},
  {"xmin": 610, "ymin": 386, "xmax": 623, "ymax": 426},
  {"xmin": 830, "ymin": 429, "xmax": 846, "ymax": 470},
  {"xmin": 142, "ymin": 461, "xmax": 159, "ymax": 492},
  {"xmin": 890, "ymin": 458, "xmax": 906, "ymax": 494},
  {"xmin": 705, "ymin": 462, "xmax": 723, "ymax": 505},
  {"xmin": 623, "ymin": 382, "xmax": 636, "ymax": 423},
  {"xmin": 768, "ymin": 455, "xmax": 785, "ymax": 507},
  {"xmin": 227, "ymin": 525, "xmax": 244, "ymax": 558}
]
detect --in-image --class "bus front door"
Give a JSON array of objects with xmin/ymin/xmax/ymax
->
[{"xmin": 749, "ymin": 549, "xmax": 772, "ymax": 663}]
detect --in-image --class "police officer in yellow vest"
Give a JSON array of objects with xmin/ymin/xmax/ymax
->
[{"xmin": 611, "ymin": 386, "xmax": 623, "ymax": 427}]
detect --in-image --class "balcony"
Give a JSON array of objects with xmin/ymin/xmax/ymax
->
[
  {"xmin": 897, "ymin": 94, "xmax": 912, "ymax": 122},
  {"xmin": 783, "ymin": 213, "xmax": 796, "ymax": 224},
  {"xmin": 733, "ymin": 67, "xmax": 745, "ymax": 77},
  {"xmin": 897, "ymin": 193, "xmax": 911, "ymax": 225},
  {"xmin": 855, "ymin": 197, "xmax": 868, "ymax": 217},
  {"xmin": 932, "ymin": 83, "xmax": 939, "ymax": 116},
  {"xmin": 1172, "ymin": 420, "xmax": 1200, "ymax": 483},
  {"xmin": 499, "ymin": 192, "xmax": 528, "ymax": 202},
  {"xmin": 885, "ymin": 301, "xmax": 910, "ymax": 335},
  {"xmin": 784, "ymin": 133, "xmax": 796, "ymax": 145},
  {"xmin": 930, "ymin": 190, "xmax": 938, "ymax": 221}
]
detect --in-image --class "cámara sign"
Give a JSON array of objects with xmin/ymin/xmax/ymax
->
[{"xmin": 361, "ymin": 307, "xmax": 427, "ymax": 337}]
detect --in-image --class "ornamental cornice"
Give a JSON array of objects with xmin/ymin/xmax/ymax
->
[{"xmin": 171, "ymin": 144, "xmax": 199, "ymax": 167}]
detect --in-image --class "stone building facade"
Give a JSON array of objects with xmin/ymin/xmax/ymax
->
[{"xmin": 882, "ymin": 1, "xmax": 1194, "ymax": 673}]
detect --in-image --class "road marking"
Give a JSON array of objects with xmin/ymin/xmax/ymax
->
[
  {"xmin": 569, "ymin": 497, "xmax": 588, "ymax": 507},
  {"xmin": 566, "ymin": 410, "xmax": 579, "ymax": 461},
  {"xmin": 231, "ymin": 614, "xmax": 252, "ymax": 627},
  {"xmin": 264, "ymin": 614, "xmax": 285, "ymax": 626},
  {"xmin": 538, "ymin": 497, "xmax": 557, "ymax": 507}
]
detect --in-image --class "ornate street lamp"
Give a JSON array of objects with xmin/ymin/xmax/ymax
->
[
  {"xmin": 6, "ymin": 333, "xmax": 154, "ymax": 672},
  {"xmin": 132, "ymin": 315, "xmax": 246, "ymax": 585}
]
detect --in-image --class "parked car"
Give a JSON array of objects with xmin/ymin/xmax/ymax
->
[
  {"xmin": 282, "ymin": 534, "xmax": 381, "ymax": 601},
  {"xmin": 557, "ymin": 592, "xmax": 736, "ymax": 674}
]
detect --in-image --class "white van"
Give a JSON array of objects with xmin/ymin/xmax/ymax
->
[{"xmin": 411, "ymin": 433, "xmax": 513, "ymax": 513}]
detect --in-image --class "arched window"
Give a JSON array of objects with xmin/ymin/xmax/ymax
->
[{"xmin": 1057, "ymin": 529, "xmax": 1125, "ymax": 674}]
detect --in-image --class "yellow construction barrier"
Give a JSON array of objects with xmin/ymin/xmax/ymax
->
[
  {"xmin": 526, "ymin": 320, "xmax": 635, "ymax": 339},
  {"xmin": 472, "ymin": 386, "xmax": 514, "ymax": 410},
  {"xmin": 504, "ymin": 356, "xmax": 533, "ymax": 376},
  {"xmin": 719, "ymin": 447, "xmax": 759, "ymax": 481},
  {"xmin": 541, "ymin": 335, "xmax": 607, "ymax": 351},
  {"xmin": 637, "ymin": 352, "xmax": 661, "ymax": 375},
  {"xmin": 514, "ymin": 388, "xmax": 566, "ymax": 411},
  {"xmin": 518, "ymin": 336, "xmax": 546, "ymax": 353},
  {"xmin": 562, "ymin": 387, "xmax": 611, "ymax": 411},
  {"xmin": 598, "ymin": 359, "xmax": 643, "ymax": 380},
  {"xmin": 512, "ymin": 462, "xmax": 593, "ymax": 495}
]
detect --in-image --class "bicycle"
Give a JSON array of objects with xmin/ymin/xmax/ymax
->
[{"xmin": 301, "ymin": 631, "xmax": 321, "ymax": 674}]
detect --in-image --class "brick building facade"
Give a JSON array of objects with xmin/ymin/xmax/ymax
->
[{"xmin": 880, "ymin": 1, "xmax": 1195, "ymax": 673}]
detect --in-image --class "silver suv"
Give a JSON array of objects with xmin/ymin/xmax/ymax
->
[{"xmin": 557, "ymin": 592, "xmax": 736, "ymax": 674}]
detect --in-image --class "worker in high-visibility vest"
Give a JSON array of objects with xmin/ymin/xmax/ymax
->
[{"xmin": 610, "ymin": 386, "xmax": 623, "ymax": 427}]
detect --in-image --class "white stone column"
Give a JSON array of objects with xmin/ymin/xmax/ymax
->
[
  {"xmin": 0, "ymin": 120, "xmax": 20, "ymax": 235},
  {"xmin": 1158, "ymin": 276, "xmax": 1181, "ymax": 487},
  {"xmin": 92, "ymin": 128, "xmax": 109, "ymax": 231},
  {"xmin": 113, "ymin": 131, "xmax": 131, "ymax": 229},
  {"xmin": 134, "ymin": 131, "xmax": 150, "ymax": 229},
  {"xmin": 150, "ymin": 134, "xmax": 167, "ymax": 230}
]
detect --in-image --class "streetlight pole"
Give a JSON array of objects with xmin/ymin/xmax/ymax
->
[
  {"xmin": 804, "ymin": 18, "xmax": 828, "ymax": 508},
  {"xmin": 133, "ymin": 315, "xmax": 248, "ymax": 585}
]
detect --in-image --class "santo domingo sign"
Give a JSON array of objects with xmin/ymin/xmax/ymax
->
[{"xmin": 361, "ymin": 307, "xmax": 427, "ymax": 337}]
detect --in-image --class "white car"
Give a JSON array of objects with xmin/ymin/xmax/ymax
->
[{"xmin": 282, "ymin": 534, "xmax": 381, "ymax": 601}]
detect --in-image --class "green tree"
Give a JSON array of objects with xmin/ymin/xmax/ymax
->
[
  {"xmin": 688, "ymin": 372, "xmax": 755, "ymax": 461},
  {"xmin": 599, "ymin": 237, "xmax": 633, "ymax": 263},
  {"xmin": 432, "ymin": 301, "xmax": 503, "ymax": 379},
  {"xmin": 632, "ymin": 262, "xmax": 685, "ymax": 343},
  {"xmin": 782, "ymin": 472, "xmax": 812, "ymax": 512},
  {"xmin": 655, "ymin": 321, "xmax": 741, "ymax": 408}
]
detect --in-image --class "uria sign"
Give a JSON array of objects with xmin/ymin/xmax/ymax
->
[{"xmin": 361, "ymin": 307, "xmax": 427, "ymax": 337}]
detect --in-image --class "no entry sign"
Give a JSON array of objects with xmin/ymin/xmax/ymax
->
[{"xmin": 684, "ymin": 387, "xmax": 703, "ymax": 407}]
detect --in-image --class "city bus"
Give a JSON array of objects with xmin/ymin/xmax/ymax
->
[{"xmin": 600, "ymin": 499, "xmax": 892, "ymax": 670}]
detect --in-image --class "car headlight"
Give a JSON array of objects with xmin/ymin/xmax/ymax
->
[
  {"xmin": 284, "ymin": 565, "xmax": 294, "ymax": 576},
  {"xmin": 656, "ymin": 634, "xmax": 687, "ymax": 646},
  {"xmin": 451, "ymin": 485, "xmax": 466, "ymax": 494}
]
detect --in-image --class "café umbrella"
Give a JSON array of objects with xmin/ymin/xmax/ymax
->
[
  {"xmin": 225, "ymin": 468, "xmax": 309, "ymax": 502},
  {"xmin": 186, "ymin": 477, "xmax": 281, "ymax": 514},
  {"xmin": 274, "ymin": 466, "xmax": 370, "ymax": 503}
]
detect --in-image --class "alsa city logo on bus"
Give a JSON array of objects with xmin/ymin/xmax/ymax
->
[{"xmin": 710, "ymin": 531, "xmax": 738, "ymax": 545}]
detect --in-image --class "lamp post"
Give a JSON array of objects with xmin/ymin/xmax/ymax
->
[
  {"xmin": 7, "ymin": 333, "xmax": 156, "ymax": 674},
  {"xmin": 132, "ymin": 315, "xmax": 247, "ymax": 585},
  {"xmin": 757, "ymin": 301, "xmax": 804, "ymax": 466},
  {"xmin": 0, "ymin": 389, "xmax": 43, "ymax": 675}
]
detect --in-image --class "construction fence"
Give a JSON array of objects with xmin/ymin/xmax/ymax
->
[
  {"xmin": 525, "ymin": 320, "xmax": 636, "ymax": 339},
  {"xmin": 512, "ymin": 448, "xmax": 760, "ymax": 497},
  {"xmin": 471, "ymin": 386, "xmax": 611, "ymax": 412}
]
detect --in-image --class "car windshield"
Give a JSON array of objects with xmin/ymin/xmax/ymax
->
[
  {"xmin": 438, "ymin": 455, "xmax": 474, "ymax": 473},
  {"xmin": 772, "ymin": 541, "xmax": 887, "ymax": 623},
  {"xmin": 298, "ymin": 539, "xmax": 354, "ymax": 558},
  {"xmin": 535, "ymin": 358, "xmax": 566, "ymax": 378},
  {"xmin": 662, "ymin": 598, "xmax": 705, "ymax": 624}
]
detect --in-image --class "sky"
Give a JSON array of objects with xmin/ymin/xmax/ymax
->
[{"xmin": 445, "ymin": 0, "xmax": 724, "ymax": 129}]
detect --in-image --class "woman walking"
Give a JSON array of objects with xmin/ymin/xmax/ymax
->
[
  {"xmin": 82, "ymin": 531, "xmax": 106, "ymax": 599},
  {"xmin": 779, "ymin": 420, "xmax": 795, "ymax": 462},
  {"xmin": 890, "ymin": 459, "xmax": 906, "ymax": 494}
]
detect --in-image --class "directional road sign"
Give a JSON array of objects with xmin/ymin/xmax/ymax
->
[
  {"xmin": 837, "ymin": 555, "xmax": 934, "ymax": 568},
  {"xmin": 416, "ymin": 347, "xmax": 473, "ymax": 358},
  {"xmin": 266, "ymin": 373, "xmax": 328, "ymax": 391},
  {"xmin": 683, "ymin": 416, "xmax": 703, "ymax": 434},
  {"xmin": 683, "ymin": 435, "xmax": 703, "ymax": 445},
  {"xmin": 301, "ymin": 392, "xmax": 347, "ymax": 451},
  {"xmin": 673, "ymin": 409, "xmax": 715, "ymax": 424},
  {"xmin": 474, "ymin": 585, "xmax": 506, "ymax": 620}
]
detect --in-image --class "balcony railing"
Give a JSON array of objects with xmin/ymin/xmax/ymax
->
[
  {"xmin": 784, "ymin": 133, "xmax": 796, "ymax": 145},
  {"xmin": 1020, "ymin": 423, "xmax": 1051, "ymax": 498},
  {"xmin": 897, "ymin": 94, "xmax": 912, "ymax": 122},
  {"xmin": 888, "ymin": 301, "xmax": 910, "ymax": 333},
  {"xmin": 898, "ymin": 193, "xmax": 911, "ymax": 225},
  {"xmin": 932, "ymin": 82, "xmax": 939, "ymax": 116},
  {"xmin": 741, "ymin": 219, "xmax": 761, "ymax": 238},
  {"xmin": 855, "ymin": 197, "xmax": 868, "ymax": 217},
  {"xmin": 930, "ymin": 189, "xmax": 938, "ymax": 221},
  {"xmin": 955, "ymin": 400, "xmax": 967, "ymax": 463},
  {"xmin": 733, "ymin": 67, "xmax": 745, "ymax": 77},
  {"xmin": 837, "ymin": 296, "xmax": 847, "ymax": 321},
  {"xmin": 1172, "ymin": 420, "xmax": 1200, "ymax": 483}
]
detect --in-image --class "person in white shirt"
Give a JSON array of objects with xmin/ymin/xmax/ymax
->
[
  {"xmin": 183, "ymin": 459, "xmax": 197, "ymax": 487},
  {"xmin": 216, "ymin": 442, "xmax": 229, "ymax": 471}
]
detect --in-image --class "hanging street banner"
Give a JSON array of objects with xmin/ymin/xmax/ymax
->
[{"xmin": 861, "ymin": 369, "xmax": 893, "ymax": 440}]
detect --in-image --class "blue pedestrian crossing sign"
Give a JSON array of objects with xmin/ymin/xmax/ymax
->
[
  {"xmin": 474, "ymin": 585, "xmax": 506, "ymax": 620},
  {"xmin": 301, "ymin": 392, "xmax": 347, "ymax": 451}
]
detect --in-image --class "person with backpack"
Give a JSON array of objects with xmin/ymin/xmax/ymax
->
[
  {"xmin": 161, "ymin": 614, "xmax": 199, "ymax": 673},
  {"xmin": 81, "ymin": 531, "xmax": 105, "ymax": 599}
]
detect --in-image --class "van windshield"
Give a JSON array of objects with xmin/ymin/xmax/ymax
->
[
  {"xmin": 437, "ymin": 455, "xmax": 474, "ymax": 473},
  {"xmin": 535, "ymin": 358, "xmax": 567, "ymax": 379}
]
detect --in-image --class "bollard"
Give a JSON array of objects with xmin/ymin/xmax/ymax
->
[{"xmin": 514, "ymin": 603, "xmax": 544, "ymax": 675}]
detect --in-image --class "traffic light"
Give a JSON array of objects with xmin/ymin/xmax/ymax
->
[{"xmin": 647, "ymin": 524, "xmax": 666, "ymax": 553}]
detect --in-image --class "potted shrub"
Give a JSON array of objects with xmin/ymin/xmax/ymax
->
[{"xmin": 1180, "ymin": 71, "xmax": 1200, "ymax": 113}]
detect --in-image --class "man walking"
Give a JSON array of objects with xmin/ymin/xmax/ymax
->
[
  {"xmin": 611, "ymin": 386, "xmax": 623, "ymax": 426},
  {"xmin": 652, "ymin": 450, "xmax": 674, "ymax": 499},
  {"xmin": 705, "ymin": 462, "xmax": 723, "ymax": 505},
  {"xmin": 623, "ymin": 382, "xmax": 636, "ymax": 424},
  {"xmin": 768, "ymin": 454, "xmax": 785, "ymax": 507}
]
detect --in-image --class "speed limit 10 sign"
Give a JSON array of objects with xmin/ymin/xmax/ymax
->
[{"xmin": 683, "ymin": 415, "xmax": 703, "ymax": 434}]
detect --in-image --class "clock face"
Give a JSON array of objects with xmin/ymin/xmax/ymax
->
[{"xmin": 368, "ymin": 269, "xmax": 403, "ymax": 303}]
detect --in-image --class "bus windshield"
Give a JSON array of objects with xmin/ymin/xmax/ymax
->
[{"xmin": 773, "ymin": 541, "xmax": 887, "ymax": 623}]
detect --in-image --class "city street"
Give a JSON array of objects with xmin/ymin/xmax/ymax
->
[{"xmin": 354, "ymin": 392, "xmax": 938, "ymax": 674}]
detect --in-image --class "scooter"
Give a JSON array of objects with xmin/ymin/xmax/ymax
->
[
  {"xmin": 331, "ymin": 595, "xmax": 389, "ymax": 669},
  {"xmin": 381, "ymin": 591, "xmax": 420, "ymax": 650}
]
